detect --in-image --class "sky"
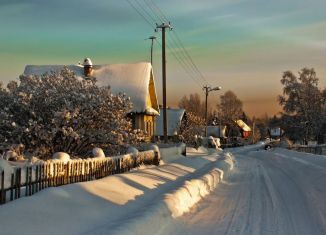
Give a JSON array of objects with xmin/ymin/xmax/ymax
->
[{"xmin": 0, "ymin": 0, "xmax": 325, "ymax": 117}]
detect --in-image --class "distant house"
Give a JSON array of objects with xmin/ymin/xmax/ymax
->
[
  {"xmin": 207, "ymin": 125, "xmax": 227, "ymax": 138},
  {"xmin": 24, "ymin": 59, "xmax": 160, "ymax": 138},
  {"xmin": 155, "ymin": 108, "xmax": 185, "ymax": 139},
  {"xmin": 269, "ymin": 127, "xmax": 283, "ymax": 139},
  {"xmin": 235, "ymin": 120, "xmax": 252, "ymax": 138}
]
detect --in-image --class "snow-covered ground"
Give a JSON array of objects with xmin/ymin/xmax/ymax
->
[
  {"xmin": 0, "ymin": 146, "xmax": 233, "ymax": 235},
  {"xmin": 3, "ymin": 144, "xmax": 323, "ymax": 235},
  {"xmin": 175, "ymin": 147, "xmax": 326, "ymax": 235}
]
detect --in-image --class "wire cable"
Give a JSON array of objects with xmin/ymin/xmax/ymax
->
[{"xmin": 125, "ymin": 0, "xmax": 155, "ymax": 29}]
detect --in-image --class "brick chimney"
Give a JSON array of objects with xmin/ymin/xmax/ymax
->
[{"xmin": 83, "ymin": 58, "xmax": 93, "ymax": 77}]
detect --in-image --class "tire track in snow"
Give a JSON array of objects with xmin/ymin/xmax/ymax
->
[
  {"xmin": 261, "ymin": 152, "xmax": 325, "ymax": 235},
  {"xmin": 177, "ymin": 149, "xmax": 326, "ymax": 235}
]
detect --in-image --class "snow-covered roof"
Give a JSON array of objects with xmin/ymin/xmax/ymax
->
[
  {"xmin": 24, "ymin": 62, "xmax": 159, "ymax": 115},
  {"xmin": 155, "ymin": 108, "xmax": 185, "ymax": 136},
  {"xmin": 24, "ymin": 65, "xmax": 83, "ymax": 77},
  {"xmin": 236, "ymin": 120, "xmax": 251, "ymax": 132}
]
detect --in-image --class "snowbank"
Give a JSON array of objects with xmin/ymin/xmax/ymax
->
[
  {"xmin": 109, "ymin": 152, "xmax": 235, "ymax": 235},
  {"xmin": 92, "ymin": 148, "xmax": 105, "ymax": 158},
  {"xmin": 126, "ymin": 146, "xmax": 139, "ymax": 158},
  {"xmin": 215, "ymin": 152, "xmax": 234, "ymax": 178},
  {"xmin": 52, "ymin": 152, "xmax": 70, "ymax": 164},
  {"xmin": 159, "ymin": 144, "xmax": 186, "ymax": 163},
  {"xmin": 164, "ymin": 167, "xmax": 221, "ymax": 217},
  {"xmin": 164, "ymin": 152, "xmax": 234, "ymax": 218}
]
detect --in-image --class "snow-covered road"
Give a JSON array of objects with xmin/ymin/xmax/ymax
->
[{"xmin": 175, "ymin": 148, "xmax": 326, "ymax": 235}]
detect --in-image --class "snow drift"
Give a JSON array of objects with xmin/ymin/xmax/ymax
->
[{"xmin": 109, "ymin": 151, "xmax": 235, "ymax": 235}]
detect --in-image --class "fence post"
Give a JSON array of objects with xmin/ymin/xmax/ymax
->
[
  {"xmin": 35, "ymin": 165, "xmax": 39, "ymax": 193},
  {"xmin": 38, "ymin": 165, "xmax": 42, "ymax": 190},
  {"xmin": 1, "ymin": 170, "xmax": 5, "ymax": 204},
  {"xmin": 10, "ymin": 173, "xmax": 14, "ymax": 201},
  {"xmin": 15, "ymin": 168, "xmax": 21, "ymax": 199},
  {"xmin": 28, "ymin": 167, "xmax": 32, "ymax": 196},
  {"xmin": 154, "ymin": 151, "xmax": 160, "ymax": 166},
  {"xmin": 25, "ymin": 167, "xmax": 29, "ymax": 196},
  {"xmin": 66, "ymin": 162, "xmax": 70, "ymax": 185},
  {"xmin": 41, "ymin": 164, "xmax": 44, "ymax": 190}
]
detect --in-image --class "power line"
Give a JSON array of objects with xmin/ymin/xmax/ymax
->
[
  {"xmin": 146, "ymin": 0, "xmax": 169, "ymax": 22},
  {"xmin": 125, "ymin": 0, "xmax": 155, "ymax": 29},
  {"xmin": 167, "ymin": 34, "xmax": 206, "ymax": 85},
  {"xmin": 166, "ymin": 42, "xmax": 203, "ymax": 88},
  {"xmin": 156, "ymin": 35, "xmax": 203, "ymax": 87},
  {"xmin": 172, "ymin": 31, "xmax": 208, "ymax": 84},
  {"xmin": 143, "ymin": 0, "xmax": 165, "ymax": 23},
  {"xmin": 134, "ymin": 0, "xmax": 157, "ymax": 24},
  {"xmin": 126, "ymin": 0, "xmax": 208, "ymax": 88},
  {"xmin": 142, "ymin": 0, "xmax": 208, "ymax": 85}
]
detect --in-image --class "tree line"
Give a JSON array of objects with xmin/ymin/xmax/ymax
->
[{"xmin": 178, "ymin": 67, "xmax": 326, "ymax": 144}]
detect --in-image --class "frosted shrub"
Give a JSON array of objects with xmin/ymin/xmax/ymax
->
[
  {"xmin": 126, "ymin": 146, "xmax": 138, "ymax": 158},
  {"xmin": 53, "ymin": 152, "xmax": 71, "ymax": 164},
  {"xmin": 0, "ymin": 68, "xmax": 145, "ymax": 159},
  {"xmin": 92, "ymin": 147, "xmax": 105, "ymax": 158},
  {"xmin": 179, "ymin": 112, "xmax": 205, "ymax": 147}
]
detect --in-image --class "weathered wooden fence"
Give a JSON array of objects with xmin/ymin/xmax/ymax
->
[{"xmin": 0, "ymin": 150, "xmax": 159, "ymax": 205}]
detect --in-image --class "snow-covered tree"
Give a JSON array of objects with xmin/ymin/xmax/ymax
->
[
  {"xmin": 278, "ymin": 68, "xmax": 325, "ymax": 143},
  {"xmin": 178, "ymin": 93, "xmax": 206, "ymax": 118},
  {"xmin": 179, "ymin": 112, "xmax": 205, "ymax": 147},
  {"xmin": 217, "ymin": 90, "xmax": 243, "ymax": 123},
  {"xmin": 0, "ymin": 68, "xmax": 145, "ymax": 159}
]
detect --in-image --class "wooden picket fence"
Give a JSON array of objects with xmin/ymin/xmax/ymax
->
[{"xmin": 0, "ymin": 150, "xmax": 159, "ymax": 205}]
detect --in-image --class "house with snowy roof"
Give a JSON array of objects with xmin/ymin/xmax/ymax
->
[
  {"xmin": 235, "ymin": 119, "xmax": 252, "ymax": 138},
  {"xmin": 24, "ymin": 59, "xmax": 160, "ymax": 138},
  {"xmin": 207, "ymin": 125, "xmax": 227, "ymax": 138},
  {"xmin": 155, "ymin": 108, "xmax": 185, "ymax": 139}
]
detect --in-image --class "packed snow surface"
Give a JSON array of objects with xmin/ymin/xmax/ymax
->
[
  {"xmin": 3, "ymin": 144, "xmax": 323, "ymax": 235},
  {"xmin": 175, "ymin": 147, "xmax": 326, "ymax": 235}
]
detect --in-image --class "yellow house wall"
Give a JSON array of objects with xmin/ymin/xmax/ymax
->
[
  {"xmin": 134, "ymin": 114, "xmax": 156, "ymax": 139},
  {"xmin": 131, "ymin": 69, "xmax": 158, "ymax": 141}
]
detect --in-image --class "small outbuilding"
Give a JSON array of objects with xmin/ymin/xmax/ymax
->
[
  {"xmin": 155, "ymin": 108, "xmax": 185, "ymax": 139},
  {"xmin": 207, "ymin": 125, "xmax": 227, "ymax": 138}
]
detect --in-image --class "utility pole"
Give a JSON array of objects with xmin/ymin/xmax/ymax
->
[
  {"xmin": 156, "ymin": 22, "xmax": 172, "ymax": 143},
  {"xmin": 203, "ymin": 85, "xmax": 222, "ymax": 137},
  {"xmin": 147, "ymin": 36, "xmax": 156, "ymax": 65}
]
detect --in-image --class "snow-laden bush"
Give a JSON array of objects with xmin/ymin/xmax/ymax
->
[
  {"xmin": 0, "ymin": 68, "xmax": 146, "ymax": 159},
  {"xmin": 179, "ymin": 112, "xmax": 205, "ymax": 147},
  {"xmin": 146, "ymin": 144, "xmax": 160, "ymax": 161},
  {"xmin": 53, "ymin": 152, "xmax": 71, "ymax": 164},
  {"xmin": 126, "ymin": 146, "xmax": 138, "ymax": 158},
  {"xmin": 92, "ymin": 147, "xmax": 105, "ymax": 158}
]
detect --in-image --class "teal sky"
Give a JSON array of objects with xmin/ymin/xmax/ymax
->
[{"xmin": 1, "ymin": 0, "xmax": 326, "ymax": 117}]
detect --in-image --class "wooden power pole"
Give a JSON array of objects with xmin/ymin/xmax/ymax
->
[
  {"xmin": 147, "ymin": 36, "xmax": 156, "ymax": 65},
  {"xmin": 156, "ymin": 23, "xmax": 172, "ymax": 143}
]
